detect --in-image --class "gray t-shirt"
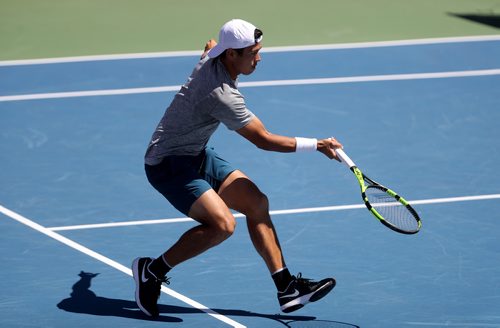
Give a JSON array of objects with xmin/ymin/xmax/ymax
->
[{"xmin": 145, "ymin": 57, "xmax": 255, "ymax": 165}]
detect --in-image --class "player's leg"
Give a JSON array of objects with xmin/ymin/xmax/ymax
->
[
  {"xmin": 218, "ymin": 169, "xmax": 285, "ymax": 273},
  {"xmin": 162, "ymin": 189, "xmax": 236, "ymax": 267},
  {"xmin": 133, "ymin": 188, "xmax": 235, "ymax": 317},
  {"xmin": 134, "ymin": 155, "xmax": 236, "ymax": 317},
  {"xmin": 218, "ymin": 169, "xmax": 336, "ymax": 313}
]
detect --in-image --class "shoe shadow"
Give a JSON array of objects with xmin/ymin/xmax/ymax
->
[
  {"xmin": 57, "ymin": 271, "xmax": 181, "ymax": 322},
  {"xmin": 56, "ymin": 271, "xmax": 324, "ymax": 325}
]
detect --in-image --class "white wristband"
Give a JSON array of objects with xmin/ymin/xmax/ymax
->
[{"xmin": 295, "ymin": 137, "xmax": 317, "ymax": 152}]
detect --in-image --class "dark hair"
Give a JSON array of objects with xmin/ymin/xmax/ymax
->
[
  {"xmin": 254, "ymin": 28, "xmax": 263, "ymax": 42},
  {"xmin": 220, "ymin": 28, "xmax": 263, "ymax": 58}
]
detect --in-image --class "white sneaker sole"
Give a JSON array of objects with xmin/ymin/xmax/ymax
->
[{"xmin": 280, "ymin": 279, "xmax": 335, "ymax": 313}]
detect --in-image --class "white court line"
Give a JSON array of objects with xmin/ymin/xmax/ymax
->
[
  {"xmin": 0, "ymin": 85, "xmax": 182, "ymax": 102},
  {"xmin": 0, "ymin": 204, "xmax": 246, "ymax": 328},
  {"xmin": 1, "ymin": 35, "xmax": 499, "ymax": 66},
  {"xmin": 47, "ymin": 193, "xmax": 500, "ymax": 232},
  {"xmin": 1, "ymin": 68, "xmax": 500, "ymax": 103}
]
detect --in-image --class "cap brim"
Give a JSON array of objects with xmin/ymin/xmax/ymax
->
[{"xmin": 207, "ymin": 44, "xmax": 226, "ymax": 58}]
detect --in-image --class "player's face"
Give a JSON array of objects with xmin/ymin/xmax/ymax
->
[{"xmin": 235, "ymin": 43, "xmax": 262, "ymax": 75}]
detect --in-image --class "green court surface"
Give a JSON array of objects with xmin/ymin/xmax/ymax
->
[{"xmin": 1, "ymin": 0, "xmax": 499, "ymax": 60}]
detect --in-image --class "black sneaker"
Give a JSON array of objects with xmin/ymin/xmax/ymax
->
[
  {"xmin": 278, "ymin": 273, "xmax": 336, "ymax": 313},
  {"xmin": 132, "ymin": 257, "xmax": 169, "ymax": 317}
]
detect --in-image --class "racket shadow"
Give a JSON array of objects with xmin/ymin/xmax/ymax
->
[{"xmin": 284, "ymin": 319, "xmax": 360, "ymax": 328}]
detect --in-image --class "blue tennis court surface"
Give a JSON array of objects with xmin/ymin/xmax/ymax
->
[{"xmin": 1, "ymin": 37, "xmax": 500, "ymax": 327}]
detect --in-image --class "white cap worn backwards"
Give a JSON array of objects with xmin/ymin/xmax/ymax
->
[{"xmin": 208, "ymin": 19, "xmax": 263, "ymax": 58}]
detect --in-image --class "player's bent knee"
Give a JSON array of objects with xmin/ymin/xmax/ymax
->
[
  {"xmin": 220, "ymin": 217, "xmax": 236, "ymax": 237},
  {"xmin": 244, "ymin": 192, "xmax": 269, "ymax": 218},
  {"xmin": 212, "ymin": 215, "xmax": 236, "ymax": 242}
]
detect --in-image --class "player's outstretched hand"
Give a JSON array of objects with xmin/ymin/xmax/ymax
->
[{"xmin": 317, "ymin": 137, "xmax": 343, "ymax": 161}]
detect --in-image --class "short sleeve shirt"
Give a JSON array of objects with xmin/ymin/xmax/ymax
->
[{"xmin": 145, "ymin": 57, "xmax": 255, "ymax": 165}]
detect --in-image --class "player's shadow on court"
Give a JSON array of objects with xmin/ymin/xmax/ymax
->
[
  {"xmin": 57, "ymin": 271, "xmax": 181, "ymax": 322},
  {"xmin": 57, "ymin": 271, "xmax": 360, "ymax": 327}
]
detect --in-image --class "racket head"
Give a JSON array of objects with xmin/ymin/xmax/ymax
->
[{"xmin": 362, "ymin": 184, "xmax": 422, "ymax": 234}]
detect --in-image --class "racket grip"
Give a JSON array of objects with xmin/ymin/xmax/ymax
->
[{"xmin": 336, "ymin": 148, "xmax": 356, "ymax": 168}]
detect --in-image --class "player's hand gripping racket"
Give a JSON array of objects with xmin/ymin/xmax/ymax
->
[{"xmin": 335, "ymin": 148, "xmax": 422, "ymax": 234}]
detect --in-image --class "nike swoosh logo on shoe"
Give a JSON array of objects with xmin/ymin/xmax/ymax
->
[
  {"xmin": 141, "ymin": 262, "xmax": 149, "ymax": 283},
  {"xmin": 280, "ymin": 288, "xmax": 300, "ymax": 299}
]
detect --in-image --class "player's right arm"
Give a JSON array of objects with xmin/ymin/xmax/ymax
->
[{"xmin": 237, "ymin": 116, "xmax": 342, "ymax": 160}]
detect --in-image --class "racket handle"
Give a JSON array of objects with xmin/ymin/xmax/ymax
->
[{"xmin": 336, "ymin": 148, "xmax": 356, "ymax": 168}]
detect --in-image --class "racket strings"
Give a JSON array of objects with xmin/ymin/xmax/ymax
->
[{"xmin": 365, "ymin": 187, "xmax": 419, "ymax": 232}]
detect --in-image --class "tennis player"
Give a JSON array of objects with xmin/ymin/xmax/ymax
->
[{"xmin": 132, "ymin": 19, "xmax": 343, "ymax": 317}]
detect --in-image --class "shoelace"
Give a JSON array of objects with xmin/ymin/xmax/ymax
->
[
  {"xmin": 294, "ymin": 273, "xmax": 313, "ymax": 286},
  {"xmin": 152, "ymin": 276, "xmax": 170, "ymax": 287},
  {"xmin": 149, "ymin": 268, "xmax": 171, "ymax": 286},
  {"xmin": 153, "ymin": 276, "xmax": 170, "ymax": 299}
]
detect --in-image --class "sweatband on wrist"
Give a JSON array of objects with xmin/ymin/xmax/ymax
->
[{"xmin": 295, "ymin": 137, "xmax": 317, "ymax": 152}]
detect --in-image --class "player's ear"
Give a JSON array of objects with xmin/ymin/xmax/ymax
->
[{"xmin": 227, "ymin": 48, "xmax": 236, "ymax": 59}]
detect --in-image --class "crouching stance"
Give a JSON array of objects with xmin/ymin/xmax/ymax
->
[{"xmin": 133, "ymin": 19, "xmax": 342, "ymax": 317}]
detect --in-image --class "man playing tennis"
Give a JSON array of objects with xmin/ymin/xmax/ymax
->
[{"xmin": 133, "ymin": 19, "xmax": 343, "ymax": 317}]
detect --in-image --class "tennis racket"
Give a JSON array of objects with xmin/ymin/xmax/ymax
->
[{"xmin": 336, "ymin": 148, "xmax": 422, "ymax": 234}]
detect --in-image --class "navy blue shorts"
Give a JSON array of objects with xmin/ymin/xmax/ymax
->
[{"xmin": 145, "ymin": 147, "xmax": 236, "ymax": 216}]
